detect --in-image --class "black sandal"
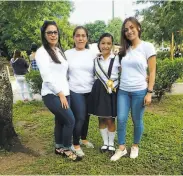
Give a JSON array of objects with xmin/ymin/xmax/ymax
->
[
  {"xmin": 55, "ymin": 148, "xmax": 64, "ymax": 155},
  {"xmin": 63, "ymin": 150, "xmax": 82, "ymax": 162},
  {"xmin": 100, "ymin": 145, "xmax": 108, "ymax": 153}
]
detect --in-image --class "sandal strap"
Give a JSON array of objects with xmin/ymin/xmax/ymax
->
[
  {"xmin": 64, "ymin": 150, "xmax": 78, "ymax": 160},
  {"xmin": 55, "ymin": 148, "xmax": 64, "ymax": 154}
]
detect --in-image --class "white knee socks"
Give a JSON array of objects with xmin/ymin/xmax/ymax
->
[
  {"xmin": 100, "ymin": 128, "xmax": 116, "ymax": 146},
  {"xmin": 108, "ymin": 131, "xmax": 116, "ymax": 146},
  {"xmin": 100, "ymin": 128, "xmax": 108, "ymax": 146}
]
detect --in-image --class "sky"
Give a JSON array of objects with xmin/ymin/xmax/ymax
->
[{"xmin": 69, "ymin": 0, "xmax": 146, "ymax": 25}]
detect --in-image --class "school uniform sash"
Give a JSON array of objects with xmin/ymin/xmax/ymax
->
[{"xmin": 94, "ymin": 56, "xmax": 119, "ymax": 94}]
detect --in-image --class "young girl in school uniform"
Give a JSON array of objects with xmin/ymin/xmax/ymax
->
[{"xmin": 88, "ymin": 33, "xmax": 120, "ymax": 154}]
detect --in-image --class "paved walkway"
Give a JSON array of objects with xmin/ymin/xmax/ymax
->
[
  {"xmin": 170, "ymin": 83, "xmax": 183, "ymax": 94},
  {"xmin": 10, "ymin": 77, "xmax": 42, "ymax": 103}
]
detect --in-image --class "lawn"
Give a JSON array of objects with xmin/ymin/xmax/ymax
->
[
  {"xmin": 176, "ymin": 77, "xmax": 183, "ymax": 83},
  {"xmin": 0, "ymin": 95, "xmax": 182, "ymax": 175}
]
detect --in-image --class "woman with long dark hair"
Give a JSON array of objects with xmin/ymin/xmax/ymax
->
[
  {"xmin": 35, "ymin": 20, "xmax": 81, "ymax": 161},
  {"xmin": 111, "ymin": 17, "xmax": 156, "ymax": 161},
  {"xmin": 10, "ymin": 50, "xmax": 33, "ymax": 101}
]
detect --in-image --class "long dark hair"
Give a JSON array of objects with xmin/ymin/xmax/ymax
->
[
  {"xmin": 119, "ymin": 17, "xmax": 142, "ymax": 60},
  {"xmin": 13, "ymin": 50, "xmax": 21, "ymax": 59},
  {"xmin": 97, "ymin": 33, "xmax": 114, "ymax": 52},
  {"xmin": 73, "ymin": 26, "xmax": 89, "ymax": 49},
  {"xmin": 41, "ymin": 20, "xmax": 66, "ymax": 63}
]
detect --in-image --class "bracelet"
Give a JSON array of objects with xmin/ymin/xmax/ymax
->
[{"xmin": 147, "ymin": 90, "xmax": 153, "ymax": 93}]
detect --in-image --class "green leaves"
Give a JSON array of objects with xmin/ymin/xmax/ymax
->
[
  {"xmin": 138, "ymin": 1, "xmax": 183, "ymax": 44},
  {"xmin": 84, "ymin": 18, "xmax": 123, "ymax": 45},
  {"xmin": 154, "ymin": 58, "xmax": 183, "ymax": 100},
  {"xmin": 25, "ymin": 70, "xmax": 42, "ymax": 94},
  {"xmin": 106, "ymin": 17, "xmax": 122, "ymax": 45},
  {"xmin": 0, "ymin": 1, "xmax": 74, "ymax": 58},
  {"xmin": 84, "ymin": 20, "xmax": 107, "ymax": 43}
]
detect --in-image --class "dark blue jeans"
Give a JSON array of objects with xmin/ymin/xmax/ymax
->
[
  {"xmin": 42, "ymin": 94, "xmax": 75, "ymax": 149},
  {"xmin": 70, "ymin": 91, "xmax": 90, "ymax": 145}
]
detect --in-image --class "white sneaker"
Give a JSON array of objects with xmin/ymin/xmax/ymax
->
[
  {"xmin": 130, "ymin": 146, "xmax": 139, "ymax": 159},
  {"xmin": 110, "ymin": 148, "xmax": 127, "ymax": 161},
  {"xmin": 79, "ymin": 140, "xmax": 94, "ymax": 148},
  {"xmin": 71, "ymin": 145, "xmax": 85, "ymax": 157}
]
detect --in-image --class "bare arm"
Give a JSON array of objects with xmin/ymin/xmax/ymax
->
[
  {"xmin": 147, "ymin": 55, "xmax": 156, "ymax": 91},
  {"xmin": 144, "ymin": 55, "xmax": 156, "ymax": 105}
]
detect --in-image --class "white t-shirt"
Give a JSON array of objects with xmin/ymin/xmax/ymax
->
[
  {"xmin": 65, "ymin": 48, "xmax": 96, "ymax": 93},
  {"xmin": 36, "ymin": 46, "xmax": 70, "ymax": 96},
  {"xmin": 119, "ymin": 41, "xmax": 156, "ymax": 92}
]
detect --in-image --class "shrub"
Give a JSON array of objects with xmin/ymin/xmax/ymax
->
[
  {"xmin": 25, "ymin": 70, "xmax": 42, "ymax": 94},
  {"xmin": 156, "ymin": 51, "xmax": 170, "ymax": 60},
  {"xmin": 154, "ymin": 58, "xmax": 183, "ymax": 101}
]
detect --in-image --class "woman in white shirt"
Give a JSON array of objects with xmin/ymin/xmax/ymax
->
[
  {"xmin": 35, "ymin": 20, "xmax": 81, "ymax": 161},
  {"xmin": 111, "ymin": 17, "xmax": 156, "ymax": 161},
  {"xmin": 65, "ymin": 26, "xmax": 95, "ymax": 157}
]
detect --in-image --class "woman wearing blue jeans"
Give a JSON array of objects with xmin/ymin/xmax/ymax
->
[
  {"xmin": 65, "ymin": 26, "xmax": 95, "ymax": 157},
  {"xmin": 111, "ymin": 17, "xmax": 156, "ymax": 161},
  {"xmin": 36, "ymin": 21, "xmax": 81, "ymax": 161}
]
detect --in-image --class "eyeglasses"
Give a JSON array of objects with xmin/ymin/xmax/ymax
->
[{"xmin": 45, "ymin": 31, "xmax": 58, "ymax": 36}]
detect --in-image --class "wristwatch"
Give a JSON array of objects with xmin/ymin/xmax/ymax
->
[{"xmin": 147, "ymin": 89, "xmax": 153, "ymax": 93}]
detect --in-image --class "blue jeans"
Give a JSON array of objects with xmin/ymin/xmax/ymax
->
[
  {"xmin": 117, "ymin": 89, "xmax": 147, "ymax": 145},
  {"xmin": 42, "ymin": 94, "xmax": 75, "ymax": 149},
  {"xmin": 70, "ymin": 91, "xmax": 90, "ymax": 145}
]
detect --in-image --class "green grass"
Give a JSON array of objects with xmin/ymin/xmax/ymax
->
[
  {"xmin": 176, "ymin": 77, "xmax": 183, "ymax": 83},
  {"xmin": 0, "ymin": 95, "xmax": 182, "ymax": 175}
]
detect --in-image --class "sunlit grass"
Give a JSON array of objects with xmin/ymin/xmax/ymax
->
[{"xmin": 0, "ymin": 95, "xmax": 182, "ymax": 175}]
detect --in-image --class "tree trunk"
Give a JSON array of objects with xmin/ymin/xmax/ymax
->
[{"xmin": 0, "ymin": 62, "xmax": 17, "ymax": 150}]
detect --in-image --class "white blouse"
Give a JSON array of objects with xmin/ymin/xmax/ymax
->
[{"xmin": 36, "ymin": 46, "xmax": 70, "ymax": 96}]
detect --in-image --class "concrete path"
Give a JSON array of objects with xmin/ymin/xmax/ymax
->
[
  {"xmin": 10, "ymin": 76, "xmax": 42, "ymax": 103},
  {"xmin": 170, "ymin": 83, "xmax": 183, "ymax": 94}
]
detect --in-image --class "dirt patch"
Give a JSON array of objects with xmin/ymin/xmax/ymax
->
[
  {"xmin": 0, "ymin": 152, "xmax": 35, "ymax": 174},
  {"xmin": 0, "ymin": 136, "xmax": 47, "ymax": 174},
  {"xmin": 146, "ymin": 105, "xmax": 169, "ymax": 116},
  {"xmin": 145, "ymin": 99, "xmax": 169, "ymax": 116}
]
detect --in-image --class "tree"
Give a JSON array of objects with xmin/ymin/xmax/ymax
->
[
  {"xmin": 106, "ymin": 17, "xmax": 122, "ymax": 45},
  {"xmin": 84, "ymin": 20, "xmax": 106, "ymax": 43},
  {"xmin": 0, "ymin": 1, "xmax": 74, "ymax": 59},
  {"xmin": 0, "ymin": 59, "xmax": 17, "ymax": 150},
  {"xmin": 136, "ymin": 1, "xmax": 183, "ymax": 45}
]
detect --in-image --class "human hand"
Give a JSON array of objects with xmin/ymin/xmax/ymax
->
[
  {"xmin": 58, "ymin": 92, "xmax": 69, "ymax": 109},
  {"xmin": 144, "ymin": 93, "xmax": 152, "ymax": 106}
]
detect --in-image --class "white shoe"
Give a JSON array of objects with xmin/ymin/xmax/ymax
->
[
  {"xmin": 130, "ymin": 146, "xmax": 139, "ymax": 159},
  {"xmin": 79, "ymin": 140, "xmax": 94, "ymax": 148},
  {"xmin": 71, "ymin": 145, "xmax": 85, "ymax": 157},
  {"xmin": 110, "ymin": 148, "xmax": 127, "ymax": 161}
]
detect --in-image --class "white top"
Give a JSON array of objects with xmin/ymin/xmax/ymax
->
[
  {"xmin": 65, "ymin": 48, "xmax": 96, "ymax": 93},
  {"xmin": 119, "ymin": 41, "xmax": 156, "ymax": 92},
  {"xmin": 96, "ymin": 53, "xmax": 120, "ymax": 80},
  {"xmin": 35, "ymin": 46, "xmax": 70, "ymax": 96}
]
